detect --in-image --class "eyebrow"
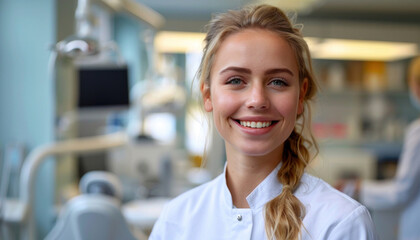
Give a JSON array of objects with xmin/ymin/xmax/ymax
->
[
  {"xmin": 265, "ymin": 68, "xmax": 294, "ymax": 76},
  {"xmin": 219, "ymin": 66, "xmax": 251, "ymax": 75},
  {"xmin": 219, "ymin": 66, "xmax": 294, "ymax": 77}
]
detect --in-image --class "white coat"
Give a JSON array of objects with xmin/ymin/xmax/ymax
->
[
  {"xmin": 361, "ymin": 119, "xmax": 420, "ymax": 240},
  {"xmin": 150, "ymin": 164, "xmax": 378, "ymax": 240}
]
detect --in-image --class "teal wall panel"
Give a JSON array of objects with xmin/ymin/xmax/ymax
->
[{"xmin": 0, "ymin": 0, "xmax": 56, "ymax": 238}]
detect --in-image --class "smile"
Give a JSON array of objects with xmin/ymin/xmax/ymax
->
[{"xmin": 239, "ymin": 121, "xmax": 273, "ymax": 129}]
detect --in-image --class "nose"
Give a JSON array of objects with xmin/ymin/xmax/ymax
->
[{"xmin": 246, "ymin": 84, "xmax": 269, "ymax": 110}]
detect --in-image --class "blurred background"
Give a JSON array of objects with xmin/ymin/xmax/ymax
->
[{"xmin": 1, "ymin": 0, "xmax": 419, "ymax": 239}]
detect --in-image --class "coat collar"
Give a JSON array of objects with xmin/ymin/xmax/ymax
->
[{"xmin": 221, "ymin": 162, "xmax": 283, "ymax": 210}]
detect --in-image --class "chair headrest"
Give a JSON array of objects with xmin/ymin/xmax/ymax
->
[{"xmin": 79, "ymin": 171, "xmax": 123, "ymax": 200}]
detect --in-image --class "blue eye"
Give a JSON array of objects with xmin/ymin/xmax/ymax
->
[
  {"xmin": 269, "ymin": 78, "xmax": 287, "ymax": 87},
  {"xmin": 227, "ymin": 77, "xmax": 243, "ymax": 85}
]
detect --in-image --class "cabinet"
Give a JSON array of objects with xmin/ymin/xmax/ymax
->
[
  {"xmin": 312, "ymin": 59, "xmax": 417, "ymax": 146},
  {"xmin": 311, "ymin": 59, "xmax": 418, "ymax": 181}
]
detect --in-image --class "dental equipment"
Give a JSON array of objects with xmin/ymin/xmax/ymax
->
[
  {"xmin": 0, "ymin": 0, "xmax": 165, "ymax": 238},
  {"xmin": 45, "ymin": 171, "xmax": 144, "ymax": 240},
  {"xmin": 1, "ymin": 131, "xmax": 128, "ymax": 240}
]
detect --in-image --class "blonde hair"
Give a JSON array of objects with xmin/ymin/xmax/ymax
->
[
  {"xmin": 409, "ymin": 56, "xmax": 420, "ymax": 85},
  {"xmin": 197, "ymin": 4, "xmax": 318, "ymax": 239}
]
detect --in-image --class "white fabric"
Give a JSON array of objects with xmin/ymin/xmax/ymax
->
[
  {"xmin": 150, "ymin": 164, "xmax": 378, "ymax": 240},
  {"xmin": 360, "ymin": 119, "xmax": 420, "ymax": 240}
]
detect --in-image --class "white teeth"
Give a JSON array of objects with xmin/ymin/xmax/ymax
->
[{"xmin": 240, "ymin": 121, "xmax": 272, "ymax": 129}]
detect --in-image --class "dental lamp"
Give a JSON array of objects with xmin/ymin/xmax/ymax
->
[
  {"xmin": 53, "ymin": 0, "xmax": 165, "ymax": 58},
  {"xmin": 55, "ymin": 36, "xmax": 99, "ymax": 58},
  {"xmin": 54, "ymin": 0, "xmax": 99, "ymax": 58}
]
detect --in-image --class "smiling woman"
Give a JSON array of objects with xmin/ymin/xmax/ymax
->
[
  {"xmin": 149, "ymin": 4, "xmax": 379, "ymax": 240},
  {"xmin": 204, "ymin": 28, "xmax": 304, "ymax": 160}
]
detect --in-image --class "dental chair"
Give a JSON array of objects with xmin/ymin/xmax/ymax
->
[{"xmin": 45, "ymin": 171, "xmax": 143, "ymax": 240}]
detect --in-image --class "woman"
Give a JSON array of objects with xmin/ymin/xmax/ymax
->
[
  {"xmin": 338, "ymin": 56, "xmax": 420, "ymax": 240},
  {"xmin": 150, "ymin": 4, "xmax": 378, "ymax": 240}
]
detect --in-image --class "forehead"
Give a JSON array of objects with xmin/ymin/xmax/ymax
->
[{"xmin": 212, "ymin": 28, "xmax": 298, "ymax": 75}]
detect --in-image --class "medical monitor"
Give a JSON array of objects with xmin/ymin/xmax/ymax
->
[{"xmin": 77, "ymin": 65, "xmax": 129, "ymax": 108}]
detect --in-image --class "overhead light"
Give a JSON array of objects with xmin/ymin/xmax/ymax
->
[
  {"xmin": 155, "ymin": 31, "xmax": 418, "ymax": 61},
  {"xmin": 306, "ymin": 38, "xmax": 418, "ymax": 61},
  {"xmin": 155, "ymin": 31, "xmax": 205, "ymax": 54}
]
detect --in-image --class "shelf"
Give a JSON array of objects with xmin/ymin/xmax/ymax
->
[
  {"xmin": 318, "ymin": 88, "xmax": 409, "ymax": 97},
  {"xmin": 319, "ymin": 139, "xmax": 403, "ymax": 162}
]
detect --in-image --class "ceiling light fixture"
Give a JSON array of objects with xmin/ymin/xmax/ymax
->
[
  {"xmin": 155, "ymin": 31, "xmax": 418, "ymax": 61},
  {"xmin": 306, "ymin": 38, "xmax": 418, "ymax": 61}
]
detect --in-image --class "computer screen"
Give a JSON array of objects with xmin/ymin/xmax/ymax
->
[{"xmin": 78, "ymin": 66, "xmax": 130, "ymax": 108}]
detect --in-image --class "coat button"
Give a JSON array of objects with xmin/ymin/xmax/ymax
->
[{"xmin": 237, "ymin": 215, "xmax": 242, "ymax": 221}]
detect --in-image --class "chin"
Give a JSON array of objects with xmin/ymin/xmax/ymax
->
[{"xmin": 237, "ymin": 145, "xmax": 282, "ymax": 158}]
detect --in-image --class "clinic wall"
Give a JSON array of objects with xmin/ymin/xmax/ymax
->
[
  {"xmin": 0, "ymin": 0, "xmax": 56, "ymax": 239},
  {"xmin": 114, "ymin": 14, "xmax": 148, "ymax": 87}
]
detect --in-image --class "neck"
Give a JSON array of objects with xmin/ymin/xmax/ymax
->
[{"xmin": 225, "ymin": 145, "xmax": 282, "ymax": 208}]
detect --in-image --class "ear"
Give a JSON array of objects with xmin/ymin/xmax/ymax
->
[
  {"xmin": 297, "ymin": 78, "xmax": 308, "ymax": 115},
  {"xmin": 201, "ymin": 82, "xmax": 213, "ymax": 112}
]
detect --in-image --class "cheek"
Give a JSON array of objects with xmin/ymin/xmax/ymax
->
[
  {"xmin": 211, "ymin": 92, "xmax": 240, "ymax": 120},
  {"xmin": 274, "ymin": 93, "xmax": 300, "ymax": 118}
]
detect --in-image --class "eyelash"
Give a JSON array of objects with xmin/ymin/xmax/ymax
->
[
  {"xmin": 225, "ymin": 76, "xmax": 289, "ymax": 87},
  {"xmin": 269, "ymin": 78, "xmax": 288, "ymax": 87},
  {"xmin": 226, "ymin": 77, "xmax": 243, "ymax": 85}
]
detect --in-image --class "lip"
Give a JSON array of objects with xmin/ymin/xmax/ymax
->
[
  {"xmin": 235, "ymin": 116, "xmax": 276, "ymax": 122},
  {"xmin": 231, "ymin": 117, "xmax": 279, "ymax": 135}
]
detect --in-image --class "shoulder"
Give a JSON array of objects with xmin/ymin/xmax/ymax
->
[
  {"xmin": 298, "ymin": 173, "xmax": 361, "ymax": 207},
  {"xmin": 406, "ymin": 119, "xmax": 420, "ymax": 137},
  {"xmin": 299, "ymin": 174, "xmax": 378, "ymax": 239},
  {"xmin": 158, "ymin": 173, "xmax": 224, "ymax": 223},
  {"xmin": 402, "ymin": 119, "xmax": 420, "ymax": 153},
  {"xmin": 150, "ymin": 174, "xmax": 225, "ymax": 239}
]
